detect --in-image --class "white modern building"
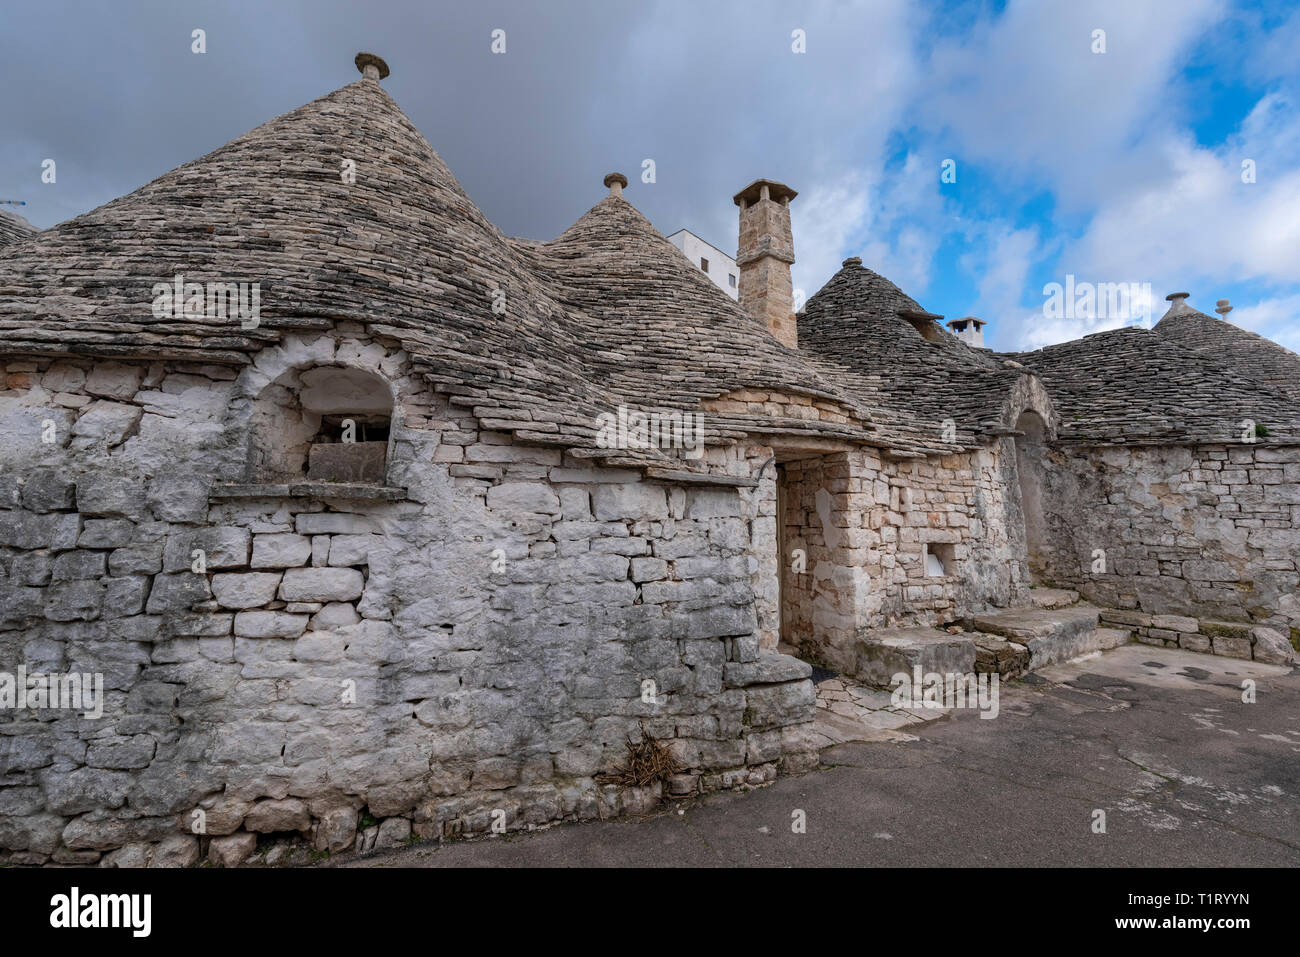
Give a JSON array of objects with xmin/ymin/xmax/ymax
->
[{"xmin": 666, "ymin": 228, "xmax": 739, "ymax": 300}]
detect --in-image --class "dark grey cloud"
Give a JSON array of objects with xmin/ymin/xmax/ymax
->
[{"xmin": 1, "ymin": 0, "xmax": 919, "ymax": 294}]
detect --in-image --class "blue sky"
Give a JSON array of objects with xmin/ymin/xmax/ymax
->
[{"xmin": 2, "ymin": 0, "xmax": 1297, "ymax": 353}]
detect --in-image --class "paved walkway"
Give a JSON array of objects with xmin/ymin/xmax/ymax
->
[{"xmin": 341, "ymin": 645, "xmax": 1300, "ymax": 867}]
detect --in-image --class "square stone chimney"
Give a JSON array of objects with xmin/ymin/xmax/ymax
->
[
  {"xmin": 946, "ymin": 316, "xmax": 987, "ymax": 348},
  {"xmin": 734, "ymin": 179, "xmax": 798, "ymax": 348}
]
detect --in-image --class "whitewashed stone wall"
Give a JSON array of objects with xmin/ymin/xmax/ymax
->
[
  {"xmin": 0, "ymin": 332, "xmax": 817, "ymax": 866},
  {"xmin": 1025, "ymin": 443, "xmax": 1300, "ymax": 647}
]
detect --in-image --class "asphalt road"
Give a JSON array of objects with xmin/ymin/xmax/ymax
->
[{"xmin": 342, "ymin": 644, "xmax": 1300, "ymax": 867}]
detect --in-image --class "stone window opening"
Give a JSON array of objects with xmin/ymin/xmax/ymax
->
[
  {"xmin": 923, "ymin": 542, "xmax": 955, "ymax": 578},
  {"xmin": 701, "ymin": 257, "xmax": 709, "ymax": 273},
  {"xmin": 246, "ymin": 364, "xmax": 396, "ymax": 487}
]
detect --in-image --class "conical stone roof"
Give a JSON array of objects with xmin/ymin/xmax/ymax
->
[
  {"xmin": 0, "ymin": 72, "xmax": 921, "ymax": 464},
  {"xmin": 1154, "ymin": 303, "xmax": 1300, "ymax": 405},
  {"xmin": 798, "ymin": 259, "xmax": 1028, "ymax": 447}
]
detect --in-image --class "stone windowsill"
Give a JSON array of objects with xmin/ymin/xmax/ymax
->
[{"xmin": 210, "ymin": 482, "xmax": 407, "ymax": 501}]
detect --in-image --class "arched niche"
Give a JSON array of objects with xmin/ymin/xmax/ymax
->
[{"xmin": 245, "ymin": 364, "xmax": 395, "ymax": 484}]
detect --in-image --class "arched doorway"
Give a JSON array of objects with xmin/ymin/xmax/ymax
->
[{"xmin": 1013, "ymin": 410, "xmax": 1049, "ymax": 582}]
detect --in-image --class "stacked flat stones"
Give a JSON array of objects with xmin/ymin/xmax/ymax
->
[
  {"xmin": 798, "ymin": 259, "xmax": 1026, "ymax": 450},
  {"xmin": 1012, "ymin": 322, "xmax": 1300, "ymax": 445},
  {"xmin": 0, "ymin": 210, "xmax": 37, "ymax": 251}
]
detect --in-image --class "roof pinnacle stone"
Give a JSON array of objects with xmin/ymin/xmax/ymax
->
[
  {"xmin": 354, "ymin": 52, "xmax": 390, "ymax": 81},
  {"xmin": 603, "ymin": 172, "xmax": 628, "ymax": 198}
]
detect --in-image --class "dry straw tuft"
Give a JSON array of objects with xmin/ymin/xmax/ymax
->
[{"xmin": 596, "ymin": 720, "xmax": 681, "ymax": 789}]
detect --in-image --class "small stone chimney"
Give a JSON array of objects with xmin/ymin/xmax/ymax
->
[
  {"xmin": 946, "ymin": 316, "xmax": 987, "ymax": 348},
  {"xmin": 734, "ymin": 179, "xmax": 798, "ymax": 348}
]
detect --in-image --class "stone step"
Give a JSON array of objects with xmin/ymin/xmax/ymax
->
[
  {"xmin": 971, "ymin": 604, "xmax": 1120, "ymax": 669},
  {"xmin": 1028, "ymin": 587, "xmax": 1080, "ymax": 609},
  {"xmin": 853, "ymin": 626, "xmax": 976, "ymax": 686}
]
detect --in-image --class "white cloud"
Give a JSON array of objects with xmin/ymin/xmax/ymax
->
[{"xmin": 1229, "ymin": 293, "xmax": 1300, "ymax": 353}]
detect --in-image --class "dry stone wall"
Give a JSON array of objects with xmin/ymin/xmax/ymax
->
[
  {"xmin": 1025, "ymin": 443, "xmax": 1300, "ymax": 647},
  {"xmin": 0, "ymin": 331, "xmax": 817, "ymax": 866},
  {"xmin": 778, "ymin": 443, "xmax": 1028, "ymax": 671}
]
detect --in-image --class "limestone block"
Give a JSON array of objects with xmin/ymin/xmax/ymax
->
[
  {"xmin": 99, "ymin": 844, "xmax": 152, "ymax": 867},
  {"xmin": 327, "ymin": 534, "xmax": 379, "ymax": 566},
  {"xmin": 108, "ymin": 542, "xmax": 163, "ymax": 576},
  {"xmin": 592, "ymin": 483, "xmax": 668, "ymax": 521},
  {"xmin": 10, "ymin": 552, "xmax": 53, "ymax": 586},
  {"xmin": 152, "ymin": 835, "xmax": 200, "ymax": 868},
  {"xmin": 723, "ymin": 654, "xmax": 812, "ymax": 687},
  {"xmin": 1182, "ymin": 560, "xmax": 1239, "ymax": 582},
  {"xmin": 42, "ymin": 767, "xmax": 131, "ymax": 816},
  {"xmin": 79, "ymin": 518, "xmax": 135, "ymax": 548},
  {"xmin": 20, "ymin": 471, "xmax": 76, "ymax": 512},
  {"xmin": 1252, "ymin": 626, "xmax": 1297, "ymax": 664},
  {"xmin": 233, "ymin": 611, "xmax": 308, "ymax": 639},
  {"xmin": 71, "ymin": 400, "xmax": 142, "ymax": 446},
  {"xmin": 145, "ymin": 572, "xmax": 212, "ymax": 613},
  {"xmin": 147, "ymin": 474, "xmax": 211, "ymax": 522},
  {"xmin": 52, "ymin": 549, "xmax": 109, "ymax": 580},
  {"xmin": 310, "ymin": 602, "xmax": 361, "ymax": 630},
  {"xmin": 244, "ymin": 798, "xmax": 311, "ymax": 833},
  {"xmin": 1211, "ymin": 635, "xmax": 1252, "ymax": 659},
  {"xmin": 86, "ymin": 736, "xmax": 156, "ymax": 770},
  {"xmin": 251, "ymin": 533, "xmax": 312, "ymax": 568},
  {"xmin": 685, "ymin": 488, "xmax": 743, "ymax": 519},
  {"xmin": 76, "ymin": 474, "xmax": 150, "ymax": 520},
  {"xmin": 744, "ymin": 681, "xmax": 817, "ymax": 731},
  {"xmin": 44, "ymin": 580, "xmax": 105, "ymax": 621},
  {"xmin": 375, "ymin": 817, "xmax": 411, "ymax": 848},
  {"xmin": 85, "ymin": 362, "xmax": 145, "ymax": 400},
  {"xmin": 313, "ymin": 807, "xmax": 358, "ymax": 854},
  {"xmin": 41, "ymin": 360, "xmax": 86, "ymax": 392},
  {"xmin": 209, "ymin": 832, "xmax": 258, "ymax": 868},
  {"xmin": 212, "ymin": 572, "xmax": 282, "ymax": 609},
  {"xmin": 486, "ymin": 481, "xmax": 561, "ymax": 517},
  {"xmin": 295, "ymin": 512, "xmax": 374, "ymax": 534},
  {"xmin": 630, "ymin": 557, "xmax": 668, "ymax": 582},
  {"xmin": 0, "ymin": 511, "xmax": 81, "ymax": 550},
  {"xmin": 165, "ymin": 526, "xmax": 250, "ymax": 571},
  {"xmin": 280, "ymin": 567, "xmax": 364, "ymax": 602},
  {"xmin": 200, "ymin": 796, "xmax": 253, "ymax": 836},
  {"xmin": 293, "ymin": 630, "xmax": 345, "ymax": 661},
  {"xmin": 1151, "ymin": 614, "xmax": 1199, "ymax": 633},
  {"xmin": 103, "ymin": 577, "xmax": 150, "ymax": 618}
]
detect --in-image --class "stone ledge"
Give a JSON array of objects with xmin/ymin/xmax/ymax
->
[
  {"xmin": 210, "ymin": 483, "xmax": 407, "ymax": 501},
  {"xmin": 642, "ymin": 467, "xmax": 758, "ymax": 488}
]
